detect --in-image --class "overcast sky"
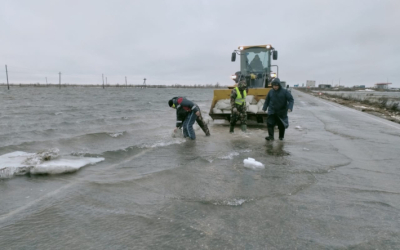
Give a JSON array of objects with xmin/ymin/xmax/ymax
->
[{"xmin": 1, "ymin": 0, "xmax": 399, "ymax": 87}]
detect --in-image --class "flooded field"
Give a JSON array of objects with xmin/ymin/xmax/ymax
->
[{"xmin": 1, "ymin": 87, "xmax": 400, "ymax": 249}]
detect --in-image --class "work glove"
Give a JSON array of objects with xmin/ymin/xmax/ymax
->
[
  {"xmin": 288, "ymin": 109, "xmax": 292, "ymax": 113},
  {"xmin": 232, "ymin": 107, "xmax": 237, "ymax": 113}
]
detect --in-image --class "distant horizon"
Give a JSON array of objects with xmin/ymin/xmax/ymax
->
[{"xmin": 1, "ymin": 82, "xmax": 397, "ymax": 89}]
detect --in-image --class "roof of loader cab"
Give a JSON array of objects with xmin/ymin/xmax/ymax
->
[{"xmin": 238, "ymin": 44, "xmax": 274, "ymax": 50}]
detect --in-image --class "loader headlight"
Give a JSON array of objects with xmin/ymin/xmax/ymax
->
[
  {"xmin": 270, "ymin": 72, "xmax": 277, "ymax": 78},
  {"xmin": 266, "ymin": 45, "xmax": 271, "ymax": 49},
  {"xmin": 239, "ymin": 46, "xmax": 244, "ymax": 50},
  {"xmin": 231, "ymin": 75, "xmax": 237, "ymax": 79}
]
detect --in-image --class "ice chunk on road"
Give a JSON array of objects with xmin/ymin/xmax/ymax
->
[
  {"xmin": 243, "ymin": 157, "xmax": 265, "ymax": 169},
  {"xmin": 0, "ymin": 150, "xmax": 104, "ymax": 178}
]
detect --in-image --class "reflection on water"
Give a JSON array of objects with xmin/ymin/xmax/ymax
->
[{"xmin": 265, "ymin": 141, "xmax": 290, "ymax": 156}]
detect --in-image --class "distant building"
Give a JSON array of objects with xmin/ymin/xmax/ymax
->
[
  {"xmin": 306, "ymin": 80, "xmax": 316, "ymax": 87},
  {"xmin": 374, "ymin": 83, "xmax": 391, "ymax": 89},
  {"xmin": 353, "ymin": 85, "xmax": 365, "ymax": 89},
  {"xmin": 294, "ymin": 84, "xmax": 299, "ymax": 87},
  {"xmin": 319, "ymin": 84, "xmax": 331, "ymax": 89}
]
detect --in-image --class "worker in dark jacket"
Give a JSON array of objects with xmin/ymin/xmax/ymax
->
[
  {"xmin": 262, "ymin": 78, "xmax": 294, "ymax": 140},
  {"xmin": 168, "ymin": 97, "xmax": 210, "ymax": 140},
  {"xmin": 230, "ymin": 80, "xmax": 248, "ymax": 133}
]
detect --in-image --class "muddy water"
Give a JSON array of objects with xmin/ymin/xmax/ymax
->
[{"xmin": 1, "ymin": 87, "xmax": 400, "ymax": 249}]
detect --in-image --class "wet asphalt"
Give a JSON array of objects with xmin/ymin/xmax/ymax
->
[{"xmin": 1, "ymin": 88, "xmax": 400, "ymax": 249}]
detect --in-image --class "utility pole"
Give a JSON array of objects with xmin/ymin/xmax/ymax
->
[
  {"xmin": 59, "ymin": 72, "xmax": 61, "ymax": 89},
  {"xmin": 102, "ymin": 74, "xmax": 105, "ymax": 89},
  {"xmin": 5, "ymin": 65, "xmax": 9, "ymax": 90},
  {"xmin": 125, "ymin": 76, "xmax": 127, "ymax": 87}
]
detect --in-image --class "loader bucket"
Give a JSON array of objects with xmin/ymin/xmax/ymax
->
[{"xmin": 209, "ymin": 88, "xmax": 271, "ymax": 123}]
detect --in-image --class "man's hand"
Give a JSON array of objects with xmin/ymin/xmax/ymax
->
[
  {"xmin": 232, "ymin": 107, "xmax": 237, "ymax": 113},
  {"xmin": 174, "ymin": 128, "xmax": 178, "ymax": 133},
  {"xmin": 288, "ymin": 109, "xmax": 292, "ymax": 113},
  {"xmin": 195, "ymin": 111, "xmax": 200, "ymax": 116}
]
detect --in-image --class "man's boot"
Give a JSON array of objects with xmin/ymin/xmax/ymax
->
[
  {"xmin": 265, "ymin": 127, "xmax": 274, "ymax": 141},
  {"xmin": 230, "ymin": 124, "xmax": 234, "ymax": 133},
  {"xmin": 279, "ymin": 128, "xmax": 285, "ymax": 140},
  {"xmin": 241, "ymin": 124, "xmax": 247, "ymax": 132}
]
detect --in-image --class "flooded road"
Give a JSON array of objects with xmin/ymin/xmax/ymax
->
[{"xmin": 1, "ymin": 88, "xmax": 400, "ymax": 249}]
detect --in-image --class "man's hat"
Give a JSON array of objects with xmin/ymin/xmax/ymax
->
[
  {"xmin": 168, "ymin": 99, "xmax": 173, "ymax": 107},
  {"xmin": 271, "ymin": 78, "xmax": 281, "ymax": 86}
]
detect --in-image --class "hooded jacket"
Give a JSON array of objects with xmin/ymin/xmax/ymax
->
[
  {"xmin": 171, "ymin": 97, "xmax": 200, "ymax": 128},
  {"xmin": 262, "ymin": 85, "xmax": 294, "ymax": 127}
]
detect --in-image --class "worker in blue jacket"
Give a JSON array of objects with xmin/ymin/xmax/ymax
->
[
  {"xmin": 262, "ymin": 78, "xmax": 294, "ymax": 140},
  {"xmin": 168, "ymin": 97, "xmax": 210, "ymax": 140}
]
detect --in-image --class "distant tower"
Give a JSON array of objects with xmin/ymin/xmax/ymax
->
[{"xmin": 143, "ymin": 78, "xmax": 147, "ymax": 88}]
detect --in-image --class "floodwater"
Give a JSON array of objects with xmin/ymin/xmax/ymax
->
[{"xmin": 1, "ymin": 87, "xmax": 400, "ymax": 249}]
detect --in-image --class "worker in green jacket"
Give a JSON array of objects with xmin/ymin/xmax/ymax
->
[{"xmin": 229, "ymin": 80, "xmax": 247, "ymax": 133}]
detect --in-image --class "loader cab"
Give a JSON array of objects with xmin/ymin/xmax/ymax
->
[{"xmin": 231, "ymin": 44, "xmax": 278, "ymax": 88}]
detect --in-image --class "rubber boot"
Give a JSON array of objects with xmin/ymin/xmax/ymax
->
[
  {"xmin": 265, "ymin": 127, "xmax": 274, "ymax": 141},
  {"xmin": 230, "ymin": 124, "xmax": 234, "ymax": 133},
  {"xmin": 241, "ymin": 124, "xmax": 247, "ymax": 132},
  {"xmin": 279, "ymin": 128, "xmax": 285, "ymax": 140}
]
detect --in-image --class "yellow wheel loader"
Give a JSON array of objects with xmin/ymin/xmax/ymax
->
[{"xmin": 209, "ymin": 44, "xmax": 279, "ymax": 123}]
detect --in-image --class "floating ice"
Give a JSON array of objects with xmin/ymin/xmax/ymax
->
[
  {"xmin": 23, "ymin": 148, "xmax": 60, "ymax": 165},
  {"xmin": 226, "ymin": 199, "xmax": 246, "ymax": 206},
  {"xmin": 213, "ymin": 199, "xmax": 246, "ymax": 206},
  {"xmin": 243, "ymin": 157, "xmax": 265, "ymax": 169},
  {"xmin": 295, "ymin": 126, "xmax": 302, "ymax": 129},
  {"xmin": 108, "ymin": 132, "xmax": 124, "ymax": 138},
  {"xmin": 0, "ymin": 149, "xmax": 104, "ymax": 179},
  {"xmin": 219, "ymin": 152, "xmax": 239, "ymax": 160},
  {"xmin": 146, "ymin": 139, "xmax": 185, "ymax": 148}
]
